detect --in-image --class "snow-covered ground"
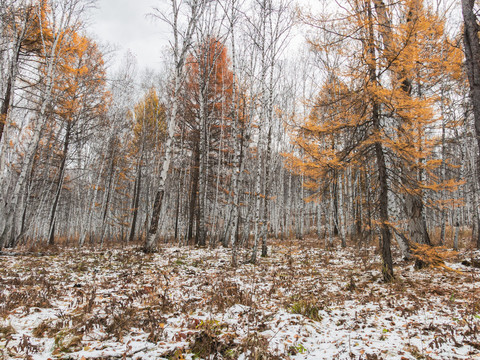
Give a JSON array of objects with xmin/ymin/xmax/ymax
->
[{"xmin": 1, "ymin": 239, "xmax": 479, "ymax": 359}]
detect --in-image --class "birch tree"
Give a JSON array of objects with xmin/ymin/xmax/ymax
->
[
  {"xmin": 0, "ymin": 0, "xmax": 96, "ymax": 249},
  {"xmin": 144, "ymin": 0, "xmax": 205, "ymax": 252}
]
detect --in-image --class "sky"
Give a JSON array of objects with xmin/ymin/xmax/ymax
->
[
  {"xmin": 88, "ymin": 0, "xmax": 315, "ymax": 73},
  {"xmin": 89, "ymin": 0, "xmax": 170, "ymax": 71}
]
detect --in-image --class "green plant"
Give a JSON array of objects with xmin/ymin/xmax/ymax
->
[
  {"xmin": 289, "ymin": 300, "xmax": 323, "ymax": 322},
  {"xmin": 288, "ymin": 343, "xmax": 307, "ymax": 355}
]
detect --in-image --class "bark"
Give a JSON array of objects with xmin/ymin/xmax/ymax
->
[
  {"xmin": 79, "ymin": 158, "xmax": 105, "ymax": 247},
  {"xmin": 404, "ymin": 193, "xmax": 431, "ymax": 245},
  {"xmin": 462, "ymin": 0, "xmax": 480, "ymax": 249},
  {"xmin": 145, "ymin": 0, "xmax": 205, "ymax": 252},
  {"xmin": 99, "ymin": 154, "xmax": 115, "ymax": 247},
  {"xmin": 250, "ymin": 129, "xmax": 263, "ymax": 263},
  {"xmin": 440, "ymin": 88, "xmax": 447, "ymax": 246},
  {"xmin": 197, "ymin": 81, "xmax": 208, "ymax": 247},
  {"xmin": 0, "ymin": 75, "xmax": 13, "ymax": 143},
  {"xmin": 228, "ymin": 0, "xmax": 240, "ymax": 265},
  {"xmin": 48, "ymin": 121, "xmax": 71, "ymax": 245},
  {"xmin": 128, "ymin": 159, "xmax": 142, "ymax": 243},
  {"xmin": 375, "ymin": 134, "xmax": 394, "ymax": 282},
  {"xmin": 374, "ymin": 0, "xmax": 429, "ymax": 249},
  {"xmin": 369, "ymin": 1, "xmax": 393, "ymax": 282},
  {"xmin": 337, "ymin": 173, "xmax": 347, "ymax": 248},
  {"xmin": 174, "ymin": 169, "xmax": 181, "ymax": 242},
  {"xmin": 188, "ymin": 147, "xmax": 200, "ymax": 242},
  {"xmin": 0, "ymin": 9, "xmax": 27, "ymax": 144},
  {"xmin": 144, "ymin": 101, "xmax": 176, "ymax": 251},
  {"xmin": 454, "ymin": 218, "xmax": 460, "ymax": 251},
  {"xmin": 261, "ymin": 125, "xmax": 272, "ymax": 257},
  {"xmin": 327, "ymin": 186, "xmax": 334, "ymax": 248},
  {"xmin": 332, "ymin": 177, "xmax": 339, "ymax": 236}
]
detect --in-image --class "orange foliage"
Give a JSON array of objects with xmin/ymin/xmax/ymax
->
[
  {"xmin": 183, "ymin": 37, "xmax": 235, "ymax": 139},
  {"xmin": 129, "ymin": 87, "xmax": 167, "ymax": 154},
  {"xmin": 52, "ymin": 31, "xmax": 109, "ymax": 125},
  {"xmin": 286, "ymin": 0, "xmax": 463, "ymax": 204}
]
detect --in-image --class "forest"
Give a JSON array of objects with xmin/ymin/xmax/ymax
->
[{"xmin": 1, "ymin": 0, "xmax": 480, "ymax": 359}]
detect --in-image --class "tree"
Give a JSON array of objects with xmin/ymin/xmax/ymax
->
[
  {"xmin": 289, "ymin": 0, "xmax": 461, "ymax": 281},
  {"xmin": 0, "ymin": 0, "xmax": 51, "ymax": 144},
  {"xmin": 128, "ymin": 87, "xmax": 166, "ymax": 243},
  {"xmin": 180, "ymin": 36, "xmax": 234, "ymax": 246},
  {"xmin": 46, "ymin": 32, "xmax": 109, "ymax": 246},
  {"xmin": 461, "ymin": 0, "xmax": 480, "ymax": 249},
  {"xmin": 0, "ymin": 0, "xmax": 96, "ymax": 249},
  {"xmin": 144, "ymin": 0, "xmax": 206, "ymax": 252}
]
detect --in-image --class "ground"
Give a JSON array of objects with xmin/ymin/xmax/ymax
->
[{"xmin": 0, "ymin": 239, "xmax": 480, "ymax": 359}]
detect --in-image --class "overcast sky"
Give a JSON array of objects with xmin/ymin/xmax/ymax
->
[
  {"xmin": 89, "ymin": 0, "xmax": 170, "ymax": 71},
  {"xmin": 88, "ymin": 0, "xmax": 315, "ymax": 73}
]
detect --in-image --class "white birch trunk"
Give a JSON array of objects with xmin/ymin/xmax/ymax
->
[
  {"xmin": 338, "ymin": 173, "xmax": 347, "ymax": 248},
  {"xmin": 145, "ymin": 0, "xmax": 205, "ymax": 252}
]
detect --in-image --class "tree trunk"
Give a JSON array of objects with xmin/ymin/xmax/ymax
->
[
  {"xmin": 228, "ymin": 1, "xmax": 241, "ymax": 265},
  {"xmin": 145, "ymin": 77, "xmax": 180, "ymax": 252},
  {"xmin": 188, "ymin": 147, "xmax": 200, "ymax": 242},
  {"xmin": 99, "ymin": 155, "xmax": 115, "ymax": 247},
  {"xmin": 369, "ymin": 1, "xmax": 393, "ymax": 281},
  {"xmin": 174, "ymin": 169, "xmax": 181, "ymax": 242},
  {"xmin": 261, "ymin": 125, "xmax": 272, "ymax": 257},
  {"xmin": 197, "ymin": 84, "xmax": 208, "ymax": 247},
  {"xmin": 0, "ymin": 23, "xmax": 24, "ymax": 145},
  {"xmin": 462, "ymin": 0, "xmax": 480, "ymax": 249},
  {"xmin": 337, "ymin": 173, "xmax": 347, "ymax": 248},
  {"xmin": 48, "ymin": 121, "xmax": 71, "ymax": 246},
  {"xmin": 145, "ymin": 0, "xmax": 204, "ymax": 252},
  {"xmin": 128, "ymin": 160, "xmax": 142, "ymax": 243},
  {"xmin": 0, "ymin": 75, "xmax": 13, "ymax": 144}
]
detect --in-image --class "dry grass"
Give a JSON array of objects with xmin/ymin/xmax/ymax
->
[{"xmin": 0, "ymin": 240, "xmax": 479, "ymax": 359}]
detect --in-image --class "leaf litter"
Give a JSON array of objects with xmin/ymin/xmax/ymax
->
[{"xmin": 0, "ymin": 239, "xmax": 479, "ymax": 359}]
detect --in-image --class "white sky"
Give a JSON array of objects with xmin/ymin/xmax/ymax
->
[
  {"xmin": 88, "ymin": 0, "xmax": 317, "ymax": 73},
  {"xmin": 89, "ymin": 0, "xmax": 170, "ymax": 71}
]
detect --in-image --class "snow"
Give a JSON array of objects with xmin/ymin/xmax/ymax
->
[{"xmin": 1, "ymin": 240, "xmax": 479, "ymax": 359}]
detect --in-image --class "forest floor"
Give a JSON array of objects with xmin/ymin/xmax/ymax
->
[{"xmin": 1, "ymin": 238, "xmax": 480, "ymax": 360}]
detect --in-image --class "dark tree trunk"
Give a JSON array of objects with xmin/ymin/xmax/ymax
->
[
  {"xmin": 373, "ymin": 108, "xmax": 394, "ymax": 282},
  {"xmin": 146, "ymin": 189, "xmax": 164, "ymax": 248},
  {"xmin": 174, "ymin": 169, "xmax": 181, "ymax": 241},
  {"xmin": 0, "ymin": 75, "xmax": 13, "ymax": 143},
  {"xmin": 99, "ymin": 154, "xmax": 115, "ymax": 246},
  {"xmin": 0, "ymin": 43, "xmax": 22, "ymax": 144},
  {"xmin": 128, "ymin": 162, "xmax": 142, "ymax": 243},
  {"xmin": 368, "ymin": 1, "xmax": 394, "ymax": 282},
  {"xmin": 333, "ymin": 178, "xmax": 339, "ymax": 236},
  {"xmin": 462, "ymin": 0, "xmax": 480, "ymax": 249},
  {"xmin": 48, "ymin": 121, "xmax": 72, "ymax": 246}
]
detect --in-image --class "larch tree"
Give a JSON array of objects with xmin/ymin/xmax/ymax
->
[
  {"xmin": 289, "ymin": 0, "xmax": 462, "ymax": 281},
  {"xmin": 127, "ymin": 87, "xmax": 167, "ymax": 243},
  {"xmin": 46, "ymin": 32, "xmax": 109, "ymax": 246},
  {"xmin": 180, "ymin": 36, "xmax": 234, "ymax": 246}
]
